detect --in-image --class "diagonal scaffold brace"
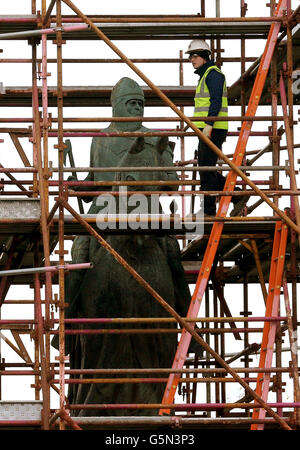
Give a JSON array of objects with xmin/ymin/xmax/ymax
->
[
  {"xmin": 60, "ymin": 0, "xmax": 293, "ymax": 430},
  {"xmin": 58, "ymin": 197, "xmax": 291, "ymax": 430},
  {"xmin": 159, "ymin": 0, "xmax": 290, "ymax": 415}
]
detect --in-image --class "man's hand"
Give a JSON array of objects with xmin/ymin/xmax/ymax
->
[{"xmin": 203, "ymin": 124, "xmax": 213, "ymax": 138}]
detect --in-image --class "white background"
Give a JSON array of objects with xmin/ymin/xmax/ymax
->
[{"xmin": 0, "ymin": 0, "xmax": 299, "ymax": 413}]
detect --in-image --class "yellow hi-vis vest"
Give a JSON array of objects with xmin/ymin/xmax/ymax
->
[{"xmin": 193, "ymin": 65, "xmax": 228, "ymax": 130}]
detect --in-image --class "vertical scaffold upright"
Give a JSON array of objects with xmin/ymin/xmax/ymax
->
[{"xmin": 0, "ymin": 0, "xmax": 299, "ymax": 430}]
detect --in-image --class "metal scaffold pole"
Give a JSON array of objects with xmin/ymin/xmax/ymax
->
[{"xmin": 0, "ymin": 0, "xmax": 299, "ymax": 431}]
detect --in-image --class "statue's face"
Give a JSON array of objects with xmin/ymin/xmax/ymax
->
[{"xmin": 125, "ymin": 99, "xmax": 144, "ymax": 116}]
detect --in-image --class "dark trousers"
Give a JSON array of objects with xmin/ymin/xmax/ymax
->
[{"xmin": 197, "ymin": 128, "xmax": 227, "ymax": 215}]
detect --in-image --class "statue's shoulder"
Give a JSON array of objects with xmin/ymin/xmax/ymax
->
[
  {"xmin": 90, "ymin": 125, "xmax": 113, "ymax": 148},
  {"xmin": 140, "ymin": 125, "xmax": 161, "ymax": 147},
  {"xmin": 140, "ymin": 125, "xmax": 175, "ymax": 154}
]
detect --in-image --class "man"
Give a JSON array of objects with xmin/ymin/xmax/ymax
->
[{"xmin": 186, "ymin": 39, "xmax": 248, "ymax": 216}]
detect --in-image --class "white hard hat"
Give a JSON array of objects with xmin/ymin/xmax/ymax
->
[{"xmin": 185, "ymin": 39, "xmax": 211, "ymax": 55}]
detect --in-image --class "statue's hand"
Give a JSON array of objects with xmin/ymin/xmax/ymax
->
[{"xmin": 189, "ymin": 338, "xmax": 204, "ymax": 358}]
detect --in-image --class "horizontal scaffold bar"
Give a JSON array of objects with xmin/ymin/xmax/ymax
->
[
  {"xmin": 60, "ymin": 316, "xmax": 287, "ymax": 323},
  {"xmin": 0, "ymin": 23, "xmax": 89, "ymax": 40},
  {"xmin": 0, "ymin": 262, "xmax": 92, "ymax": 277},
  {"xmin": 0, "ymin": 115, "xmax": 287, "ymax": 122},
  {"xmin": 67, "ymin": 402, "xmax": 300, "ymax": 411}
]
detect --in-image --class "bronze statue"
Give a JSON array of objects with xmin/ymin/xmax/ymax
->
[
  {"xmin": 67, "ymin": 77, "xmax": 178, "ymax": 266},
  {"xmin": 52, "ymin": 78, "xmax": 200, "ymax": 416}
]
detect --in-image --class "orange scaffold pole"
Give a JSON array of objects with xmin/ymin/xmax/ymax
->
[
  {"xmin": 159, "ymin": 0, "xmax": 289, "ymax": 413},
  {"xmin": 251, "ymin": 221, "xmax": 288, "ymax": 429},
  {"xmin": 59, "ymin": 0, "xmax": 292, "ymax": 427}
]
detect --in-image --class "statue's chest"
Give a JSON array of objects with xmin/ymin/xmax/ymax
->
[{"xmin": 93, "ymin": 137, "xmax": 136, "ymax": 167}]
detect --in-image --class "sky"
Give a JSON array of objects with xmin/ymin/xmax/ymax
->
[{"xmin": 0, "ymin": 0, "xmax": 299, "ymax": 410}]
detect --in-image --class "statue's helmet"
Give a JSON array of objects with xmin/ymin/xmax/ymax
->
[{"xmin": 111, "ymin": 77, "xmax": 144, "ymax": 118}]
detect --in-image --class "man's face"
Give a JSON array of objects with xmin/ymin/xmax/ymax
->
[
  {"xmin": 125, "ymin": 99, "xmax": 144, "ymax": 116},
  {"xmin": 189, "ymin": 53, "xmax": 206, "ymax": 70}
]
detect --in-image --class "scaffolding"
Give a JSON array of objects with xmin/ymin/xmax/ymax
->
[{"xmin": 0, "ymin": 0, "xmax": 299, "ymax": 430}]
